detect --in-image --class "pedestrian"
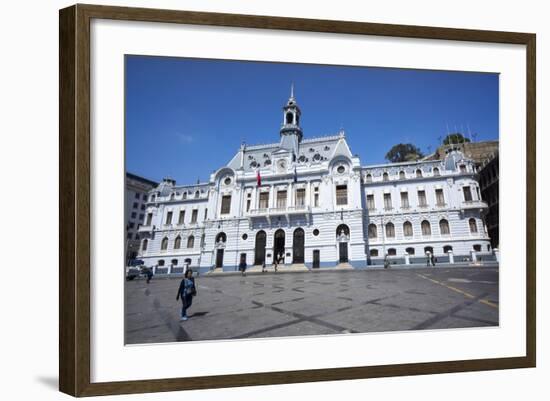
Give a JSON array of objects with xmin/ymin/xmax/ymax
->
[
  {"xmin": 239, "ymin": 258, "xmax": 247, "ymax": 276},
  {"xmin": 426, "ymin": 252, "xmax": 431, "ymax": 267},
  {"xmin": 176, "ymin": 269, "xmax": 197, "ymax": 322},
  {"xmin": 273, "ymin": 256, "xmax": 278, "ymax": 273},
  {"xmin": 261, "ymin": 260, "xmax": 267, "ymax": 273},
  {"xmin": 383, "ymin": 255, "xmax": 390, "ymax": 269},
  {"xmin": 143, "ymin": 266, "xmax": 154, "ymax": 284},
  {"xmin": 431, "ymin": 253, "xmax": 436, "ymax": 267}
]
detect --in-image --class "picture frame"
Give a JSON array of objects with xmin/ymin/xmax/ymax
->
[{"xmin": 59, "ymin": 3, "xmax": 536, "ymax": 397}]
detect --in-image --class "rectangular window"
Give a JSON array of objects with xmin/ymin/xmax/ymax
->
[
  {"xmin": 221, "ymin": 195, "xmax": 231, "ymax": 214},
  {"xmin": 435, "ymin": 189, "xmax": 445, "ymax": 205},
  {"xmin": 463, "ymin": 186, "xmax": 473, "ymax": 202},
  {"xmin": 131, "ymin": 212, "xmax": 137, "ymax": 218},
  {"xmin": 141, "ymin": 204, "xmax": 145, "ymax": 210},
  {"xmin": 336, "ymin": 185, "xmax": 347, "ymax": 205},
  {"xmin": 142, "ymin": 194, "xmax": 147, "ymax": 201},
  {"xmin": 145, "ymin": 213, "xmax": 152, "ymax": 226},
  {"xmin": 191, "ymin": 209, "xmax": 198, "ymax": 223},
  {"xmin": 133, "ymin": 202, "xmax": 138, "ymax": 209},
  {"xmin": 134, "ymin": 192, "xmax": 140, "ymax": 199},
  {"xmin": 367, "ymin": 194, "xmax": 375, "ymax": 210},
  {"xmin": 401, "ymin": 192, "xmax": 409, "ymax": 208},
  {"xmin": 204, "ymin": 208, "xmax": 208, "ymax": 220},
  {"xmin": 296, "ymin": 188, "xmax": 306, "ymax": 206},
  {"xmin": 139, "ymin": 213, "xmax": 144, "ymax": 220},
  {"xmin": 314, "ymin": 193, "xmax": 319, "ymax": 207},
  {"xmin": 246, "ymin": 199, "xmax": 251, "ymax": 212},
  {"xmin": 418, "ymin": 190, "xmax": 427, "ymax": 207},
  {"xmin": 383, "ymin": 193, "xmax": 392, "ymax": 210},
  {"xmin": 165, "ymin": 211, "xmax": 173, "ymax": 225},
  {"xmin": 178, "ymin": 210, "xmax": 185, "ymax": 225},
  {"xmin": 128, "ymin": 222, "xmax": 135, "ymax": 229},
  {"xmin": 276, "ymin": 190, "xmax": 287, "ymax": 208},
  {"xmin": 259, "ymin": 192, "xmax": 269, "ymax": 209}
]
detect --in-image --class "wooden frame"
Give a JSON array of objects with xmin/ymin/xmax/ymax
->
[{"xmin": 59, "ymin": 3, "xmax": 536, "ymax": 397}]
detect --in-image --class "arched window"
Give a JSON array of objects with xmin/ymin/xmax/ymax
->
[
  {"xmin": 161, "ymin": 237, "xmax": 169, "ymax": 250},
  {"xmin": 459, "ymin": 164, "xmax": 467, "ymax": 173},
  {"xmin": 469, "ymin": 218, "xmax": 478, "ymax": 233},
  {"xmin": 403, "ymin": 221, "xmax": 413, "ymax": 237},
  {"xmin": 286, "ymin": 112, "xmax": 293, "ymax": 124},
  {"xmin": 387, "ymin": 248, "xmax": 397, "ymax": 256},
  {"xmin": 385, "ymin": 222, "xmax": 395, "ymax": 238},
  {"xmin": 406, "ymin": 247, "xmax": 415, "ymax": 255},
  {"xmin": 370, "ymin": 249, "xmax": 379, "ymax": 257},
  {"xmin": 433, "ymin": 167, "xmax": 440, "ymax": 176},
  {"xmin": 421, "ymin": 220, "xmax": 431, "ymax": 236},
  {"xmin": 184, "ymin": 258, "xmax": 192, "ymax": 265},
  {"xmin": 187, "ymin": 235, "xmax": 195, "ymax": 249},
  {"xmin": 141, "ymin": 239, "xmax": 148, "ymax": 251},
  {"xmin": 336, "ymin": 224, "xmax": 350, "ymax": 238},
  {"xmin": 171, "ymin": 259, "xmax": 178, "ymax": 266},
  {"xmin": 158, "ymin": 259, "xmax": 165, "ymax": 266},
  {"xmin": 439, "ymin": 219, "xmax": 450, "ymax": 235},
  {"xmin": 215, "ymin": 232, "xmax": 227, "ymax": 243},
  {"xmin": 170, "ymin": 193, "xmax": 175, "ymax": 200},
  {"xmin": 416, "ymin": 169, "xmax": 423, "ymax": 178},
  {"xmin": 443, "ymin": 245, "xmax": 453, "ymax": 253},
  {"xmin": 182, "ymin": 192, "xmax": 187, "ymax": 200},
  {"xmin": 368, "ymin": 223, "xmax": 377, "ymax": 239},
  {"xmin": 174, "ymin": 235, "xmax": 181, "ymax": 249},
  {"xmin": 194, "ymin": 191, "xmax": 200, "ymax": 199},
  {"xmin": 424, "ymin": 246, "xmax": 434, "ymax": 255},
  {"xmin": 383, "ymin": 172, "xmax": 389, "ymax": 182},
  {"xmin": 150, "ymin": 194, "xmax": 156, "ymax": 202},
  {"xmin": 366, "ymin": 174, "xmax": 372, "ymax": 183},
  {"xmin": 399, "ymin": 171, "xmax": 406, "ymax": 180},
  {"xmin": 473, "ymin": 244, "xmax": 482, "ymax": 252}
]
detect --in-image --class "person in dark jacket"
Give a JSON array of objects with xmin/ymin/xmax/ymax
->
[
  {"xmin": 176, "ymin": 269, "xmax": 197, "ymax": 321},
  {"xmin": 239, "ymin": 259, "xmax": 247, "ymax": 276}
]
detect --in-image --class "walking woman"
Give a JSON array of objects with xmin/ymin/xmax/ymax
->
[{"xmin": 176, "ymin": 269, "xmax": 197, "ymax": 321}]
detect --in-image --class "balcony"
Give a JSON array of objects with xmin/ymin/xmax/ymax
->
[
  {"xmin": 461, "ymin": 200, "xmax": 489, "ymax": 211},
  {"xmin": 248, "ymin": 205, "xmax": 311, "ymax": 223}
]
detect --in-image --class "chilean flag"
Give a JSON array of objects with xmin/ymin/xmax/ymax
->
[{"xmin": 256, "ymin": 169, "xmax": 262, "ymax": 187}]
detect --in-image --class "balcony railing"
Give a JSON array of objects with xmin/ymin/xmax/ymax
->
[
  {"xmin": 248, "ymin": 205, "xmax": 311, "ymax": 217},
  {"xmin": 462, "ymin": 200, "xmax": 489, "ymax": 210}
]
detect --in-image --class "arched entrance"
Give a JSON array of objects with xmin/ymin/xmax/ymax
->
[
  {"xmin": 273, "ymin": 229, "xmax": 285, "ymax": 264},
  {"xmin": 336, "ymin": 224, "xmax": 350, "ymax": 263},
  {"xmin": 214, "ymin": 232, "xmax": 226, "ymax": 268},
  {"xmin": 293, "ymin": 228, "xmax": 305, "ymax": 263},
  {"xmin": 254, "ymin": 230, "xmax": 266, "ymax": 265}
]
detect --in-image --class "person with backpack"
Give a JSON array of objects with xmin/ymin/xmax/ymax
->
[{"xmin": 176, "ymin": 269, "xmax": 197, "ymax": 321}]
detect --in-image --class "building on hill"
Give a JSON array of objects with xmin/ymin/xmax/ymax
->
[{"xmin": 136, "ymin": 88, "xmax": 495, "ymax": 273}]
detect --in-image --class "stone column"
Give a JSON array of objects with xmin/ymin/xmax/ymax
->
[
  {"xmin": 287, "ymin": 182, "xmax": 293, "ymax": 208},
  {"xmin": 168, "ymin": 263, "xmax": 172, "ymax": 274},
  {"xmin": 404, "ymin": 253, "xmax": 410, "ymax": 265},
  {"xmin": 448, "ymin": 251, "xmax": 454, "ymax": 264},
  {"xmin": 470, "ymin": 250, "xmax": 477, "ymax": 263}
]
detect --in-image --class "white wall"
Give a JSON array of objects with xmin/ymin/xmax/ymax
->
[{"xmin": 0, "ymin": 1, "xmax": 547, "ymax": 401}]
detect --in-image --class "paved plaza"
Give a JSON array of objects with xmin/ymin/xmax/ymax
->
[{"xmin": 125, "ymin": 267, "xmax": 499, "ymax": 344}]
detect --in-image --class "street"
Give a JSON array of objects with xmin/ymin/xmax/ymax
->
[{"xmin": 125, "ymin": 267, "xmax": 499, "ymax": 344}]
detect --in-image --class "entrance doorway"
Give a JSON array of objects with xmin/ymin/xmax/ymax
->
[
  {"xmin": 254, "ymin": 230, "xmax": 266, "ymax": 265},
  {"xmin": 273, "ymin": 229, "xmax": 285, "ymax": 264},
  {"xmin": 312, "ymin": 250, "xmax": 320, "ymax": 268},
  {"xmin": 339, "ymin": 242, "xmax": 348, "ymax": 263},
  {"xmin": 293, "ymin": 228, "xmax": 305, "ymax": 263},
  {"xmin": 215, "ymin": 248, "xmax": 224, "ymax": 268}
]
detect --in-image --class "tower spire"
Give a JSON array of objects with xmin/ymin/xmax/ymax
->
[{"xmin": 290, "ymin": 82, "xmax": 294, "ymax": 99}]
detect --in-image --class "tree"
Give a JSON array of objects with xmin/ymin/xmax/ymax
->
[
  {"xmin": 443, "ymin": 133, "xmax": 470, "ymax": 145},
  {"xmin": 385, "ymin": 143, "xmax": 424, "ymax": 163}
]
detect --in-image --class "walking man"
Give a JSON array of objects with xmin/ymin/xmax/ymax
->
[{"xmin": 176, "ymin": 269, "xmax": 197, "ymax": 321}]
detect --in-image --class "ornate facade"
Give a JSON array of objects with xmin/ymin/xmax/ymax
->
[{"xmin": 137, "ymin": 89, "xmax": 494, "ymax": 273}]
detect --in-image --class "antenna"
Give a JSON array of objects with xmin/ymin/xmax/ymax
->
[{"xmin": 467, "ymin": 123, "xmax": 473, "ymax": 142}]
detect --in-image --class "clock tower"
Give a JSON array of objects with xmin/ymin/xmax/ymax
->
[{"xmin": 279, "ymin": 84, "xmax": 303, "ymax": 156}]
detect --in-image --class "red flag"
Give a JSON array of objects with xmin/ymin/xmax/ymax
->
[{"xmin": 256, "ymin": 170, "xmax": 261, "ymax": 186}]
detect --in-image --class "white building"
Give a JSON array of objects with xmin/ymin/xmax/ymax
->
[{"xmin": 137, "ymin": 88, "xmax": 493, "ymax": 273}]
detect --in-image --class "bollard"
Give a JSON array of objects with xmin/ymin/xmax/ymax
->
[
  {"xmin": 470, "ymin": 250, "xmax": 477, "ymax": 263},
  {"xmin": 448, "ymin": 251, "xmax": 454, "ymax": 264},
  {"xmin": 404, "ymin": 253, "xmax": 410, "ymax": 265}
]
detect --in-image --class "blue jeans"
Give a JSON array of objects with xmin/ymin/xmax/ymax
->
[{"xmin": 181, "ymin": 294, "xmax": 193, "ymax": 317}]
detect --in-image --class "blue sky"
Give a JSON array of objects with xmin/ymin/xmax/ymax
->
[{"xmin": 125, "ymin": 56, "xmax": 498, "ymax": 184}]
